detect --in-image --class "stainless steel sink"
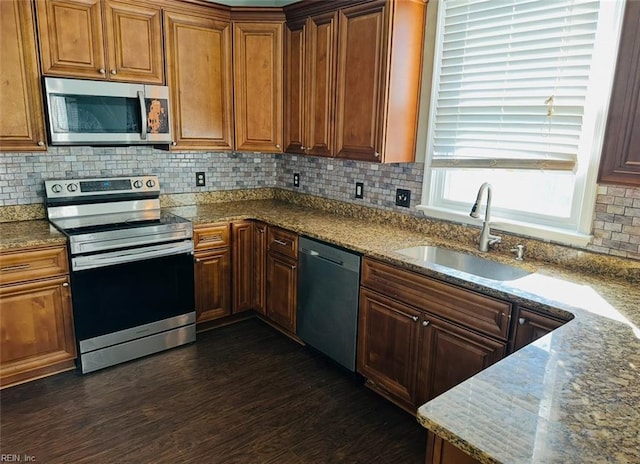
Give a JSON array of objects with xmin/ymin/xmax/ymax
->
[{"xmin": 395, "ymin": 245, "xmax": 531, "ymax": 282}]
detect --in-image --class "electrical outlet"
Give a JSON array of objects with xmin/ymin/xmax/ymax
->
[
  {"xmin": 293, "ymin": 173, "xmax": 300, "ymax": 187},
  {"xmin": 355, "ymin": 182, "xmax": 364, "ymax": 199},
  {"xmin": 195, "ymin": 172, "xmax": 206, "ymax": 187},
  {"xmin": 395, "ymin": 188, "xmax": 411, "ymax": 207}
]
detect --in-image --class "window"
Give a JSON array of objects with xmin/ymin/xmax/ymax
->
[{"xmin": 419, "ymin": 0, "xmax": 626, "ymax": 246}]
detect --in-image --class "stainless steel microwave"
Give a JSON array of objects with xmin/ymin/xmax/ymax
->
[{"xmin": 43, "ymin": 77, "xmax": 172, "ymax": 145}]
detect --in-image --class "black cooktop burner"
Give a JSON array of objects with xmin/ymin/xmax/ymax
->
[{"xmin": 53, "ymin": 211, "xmax": 190, "ymax": 237}]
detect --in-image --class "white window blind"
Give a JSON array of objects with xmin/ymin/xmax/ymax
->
[{"xmin": 429, "ymin": 0, "xmax": 602, "ymax": 171}]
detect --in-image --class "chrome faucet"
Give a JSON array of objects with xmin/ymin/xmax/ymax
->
[{"xmin": 470, "ymin": 182, "xmax": 501, "ymax": 252}]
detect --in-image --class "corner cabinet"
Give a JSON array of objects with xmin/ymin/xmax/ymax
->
[
  {"xmin": 358, "ymin": 258, "xmax": 508, "ymax": 413},
  {"xmin": 284, "ymin": 0, "xmax": 426, "ymax": 162},
  {"xmin": 36, "ymin": 0, "xmax": 164, "ymax": 84},
  {"xmin": 163, "ymin": 6, "xmax": 234, "ymax": 150},
  {"xmin": 511, "ymin": 306, "xmax": 568, "ymax": 353},
  {"xmin": 0, "ymin": 245, "xmax": 76, "ymax": 389},
  {"xmin": 233, "ymin": 21, "xmax": 284, "ymax": 153},
  {"xmin": 0, "ymin": 0, "xmax": 47, "ymax": 151},
  {"xmin": 597, "ymin": 0, "xmax": 640, "ymax": 186},
  {"xmin": 194, "ymin": 224, "xmax": 231, "ymax": 325}
]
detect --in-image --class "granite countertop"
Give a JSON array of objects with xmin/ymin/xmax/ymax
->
[{"xmin": 1, "ymin": 199, "xmax": 639, "ymax": 463}]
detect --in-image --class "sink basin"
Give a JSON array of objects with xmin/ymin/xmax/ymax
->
[{"xmin": 395, "ymin": 245, "xmax": 531, "ymax": 282}]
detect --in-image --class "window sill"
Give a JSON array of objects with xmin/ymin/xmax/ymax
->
[{"xmin": 416, "ymin": 205, "xmax": 593, "ymax": 248}]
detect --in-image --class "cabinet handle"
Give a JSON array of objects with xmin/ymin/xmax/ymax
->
[
  {"xmin": 518, "ymin": 317, "xmax": 527, "ymax": 325},
  {"xmin": 258, "ymin": 228, "xmax": 265, "ymax": 234},
  {"xmin": 98, "ymin": 68, "xmax": 106, "ymax": 74},
  {"xmin": 274, "ymin": 239, "xmax": 289, "ymax": 246},
  {"xmin": 110, "ymin": 69, "xmax": 117, "ymax": 75},
  {"xmin": 37, "ymin": 141, "xmax": 45, "ymax": 146},
  {"xmin": 422, "ymin": 320, "xmax": 429, "ymax": 327},
  {"xmin": 62, "ymin": 282, "xmax": 69, "ymax": 287},
  {"xmin": 411, "ymin": 316, "xmax": 418, "ymax": 322},
  {"xmin": 1, "ymin": 263, "xmax": 30, "ymax": 272}
]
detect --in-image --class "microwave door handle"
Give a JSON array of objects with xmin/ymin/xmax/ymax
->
[{"xmin": 138, "ymin": 90, "xmax": 147, "ymax": 140}]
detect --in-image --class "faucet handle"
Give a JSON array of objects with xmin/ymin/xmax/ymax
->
[{"xmin": 510, "ymin": 244, "xmax": 525, "ymax": 261}]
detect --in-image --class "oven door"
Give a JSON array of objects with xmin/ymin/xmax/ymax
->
[{"xmin": 70, "ymin": 250, "xmax": 194, "ymax": 348}]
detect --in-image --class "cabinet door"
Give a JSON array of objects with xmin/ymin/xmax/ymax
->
[
  {"xmin": 36, "ymin": 0, "xmax": 106, "ymax": 79},
  {"xmin": 234, "ymin": 22, "xmax": 284, "ymax": 152},
  {"xmin": 512, "ymin": 307, "xmax": 565, "ymax": 352},
  {"xmin": 232, "ymin": 221, "xmax": 253, "ymax": 314},
  {"xmin": 0, "ymin": 276, "xmax": 76, "ymax": 388},
  {"xmin": 305, "ymin": 11, "xmax": 338, "ymax": 157},
  {"xmin": 103, "ymin": 0, "xmax": 163, "ymax": 84},
  {"xmin": 266, "ymin": 253, "xmax": 297, "ymax": 333},
  {"xmin": 284, "ymin": 21, "xmax": 306, "ymax": 154},
  {"xmin": 357, "ymin": 288, "xmax": 421, "ymax": 411},
  {"xmin": 194, "ymin": 248, "xmax": 231, "ymax": 323},
  {"xmin": 164, "ymin": 11, "xmax": 234, "ymax": 150},
  {"xmin": 426, "ymin": 432, "xmax": 481, "ymax": 464},
  {"xmin": 253, "ymin": 222, "xmax": 268, "ymax": 315},
  {"xmin": 418, "ymin": 314, "xmax": 506, "ymax": 404},
  {"xmin": 334, "ymin": 1, "xmax": 386, "ymax": 161},
  {"xmin": 597, "ymin": 0, "xmax": 640, "ymax": 186},
  {"xmin": 0, "ymin": 0, "xmax": 47, "ymax": 151}
]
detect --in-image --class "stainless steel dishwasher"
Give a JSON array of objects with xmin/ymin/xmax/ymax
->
[{"xmin": 297, "ymin": 236, "xmax": 361, "ymax": 372}]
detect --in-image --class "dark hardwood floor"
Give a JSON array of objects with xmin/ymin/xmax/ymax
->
[{"xmin": 1, "ymin": 319, "xmax": 426, "ymax": 463}]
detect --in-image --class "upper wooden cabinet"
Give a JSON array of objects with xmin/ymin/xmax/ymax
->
[
  {"xmin": 164, "ymin": 8, "xmax": 234, "ymax": 150},
  {"xmin": 233, "ymin": 21, "xmax": 284, "ymax": 153},
  {"xmin": 284, "ymin": 12, "xmax": 338, "ymax": 157},
  {"xmin": 285, "ymin": 0, "xmax": 426, "ymax": 163},
  {"xmin": 597, "ymin": 0, "xmax": 640, "ymax": 187},
  {"xmin": 0, "ymin": 0, "xmax": 47, "ymax": 151},
  {"xmin": 36, "ymin": 0, "xmax": 164, "ymax": 84}
]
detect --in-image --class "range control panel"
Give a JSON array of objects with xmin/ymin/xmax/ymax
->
[{"xmin": 44, "ymin": 175, "xmax": 160, "ymax": 198}]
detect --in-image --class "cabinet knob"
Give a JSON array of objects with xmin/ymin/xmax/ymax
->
[
  {"xmin": 518, "ymin": 317, "xmax": 527, "ymax": 325},
  {"xmin": 422, "ymin": 320, "xmax": 429, "ymax": 327},
  {"xmin": 411, "ymin": 316, "xmax": 418, "ymax": 322},
  {"xmin": 172, "ymin": 142, "xmax": 177, "ymax": 146},
  {"xmin": 37, "ymin": 141, "xmax": 45, "ymax": 146},
  {"xmin": 110, "ymin": 69, "xmax": 117, "ymax": 75},
  {"xmin": 374, "ymin": 152, "xmax": 380, "ymax": 158},
  {"xmin": 276, "ymin": 144, "xmax": 281, "ymax": 149},
  {"xmin": 62, "ymin": 282, "xmax": 69, "ymax": 287},
  {"xmin": 301, "ymin": 146, "xmax": 305, "ymax": 150},
  {"xmin": 98, "ymin": 68, "xmax": 106, "ymax": 74},
  {"xmin": 195, "ymin": 258, "xmax": 201, "ymax": 263}
]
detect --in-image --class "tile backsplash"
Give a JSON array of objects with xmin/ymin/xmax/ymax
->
[{"xmin": 1, "ymin": 147, "xmax": 639, "ymax": 261}]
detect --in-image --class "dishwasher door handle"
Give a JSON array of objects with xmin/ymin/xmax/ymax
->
[{"xmin": 306, "ymin": 249, "xmax": 344, "ymax": 267}]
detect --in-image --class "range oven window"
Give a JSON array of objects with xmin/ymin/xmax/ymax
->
[{"xmin": 71, "ymin": 252, "xmax": 194, "ymax": 342}]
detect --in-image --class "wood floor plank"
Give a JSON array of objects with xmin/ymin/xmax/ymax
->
[{"xmin": 0, "ymin": 319, "xmax": 426, "ymax": 463}]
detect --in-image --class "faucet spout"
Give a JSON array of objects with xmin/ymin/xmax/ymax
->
[{"xmin": 469, "ymin": 182, "xmax": 501, "ymax": 252}]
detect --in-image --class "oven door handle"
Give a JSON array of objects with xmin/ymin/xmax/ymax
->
[{"xmin": 72, "ymin": 241, "xmax": 193, "ymax": 271}]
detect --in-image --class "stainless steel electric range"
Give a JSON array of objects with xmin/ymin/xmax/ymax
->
[{"xmin": 44, "ymin": 175, "xmax": 195, "ymax": 374}]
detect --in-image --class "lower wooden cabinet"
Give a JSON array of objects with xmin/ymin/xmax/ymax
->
[
  {"xmin": 194, "ymin": 224, "xmax": 231, "ymax": 324},
  {"xmin": 0, "ymin": 246, "xmax": 76, "ymax": 388},
  {"xmin": 358, "ymin": 258, "xmax": 509, "ymax": 413},
  {"xmin": 358, "ymin": 288, "xmax": 421, "ymax": 410},
  {"xmin": 266, "ymin": 226, "xmax": 298, "ymax": 333},
  {"xmin": 511, "ymin": 306, "xmax": 567, "ymax": 352},
  {"xmin": 253, "ymin": 221, "xmax": 268, "ymax": 315},
  {"xmin": 426, "ymin": 432, "xmax": 480, "ymax": 464},
  {"xmin": 232, "ymin": 221, "xmax": 254, "ymax": 313}
]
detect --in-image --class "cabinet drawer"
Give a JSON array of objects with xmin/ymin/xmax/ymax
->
[
  {"xmin": 267, "ymin": 227, "xmax": 298, "ymax": 259},
  {"xmin": 0, "ymin": 246, "xmax": 68, "ymax": 285},
  {"xmin": 361, "ymin": 258, "xmax": 512, "ymax": 340},
  {"xmin": 194, "ymin": 224, "xmax": 230, "ymax": 251}
]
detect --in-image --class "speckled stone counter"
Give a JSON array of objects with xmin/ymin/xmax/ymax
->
[
  {"xmin": 2, "ymin": 198, "xmax": 639, "ymax": 463},
  {"xmin": 167, "ymin": 199, "xmax": 640, "ymax": 464},
  {"xmin": 0, "ymin": 220, "xmax": 66, "ymax": 251}
]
